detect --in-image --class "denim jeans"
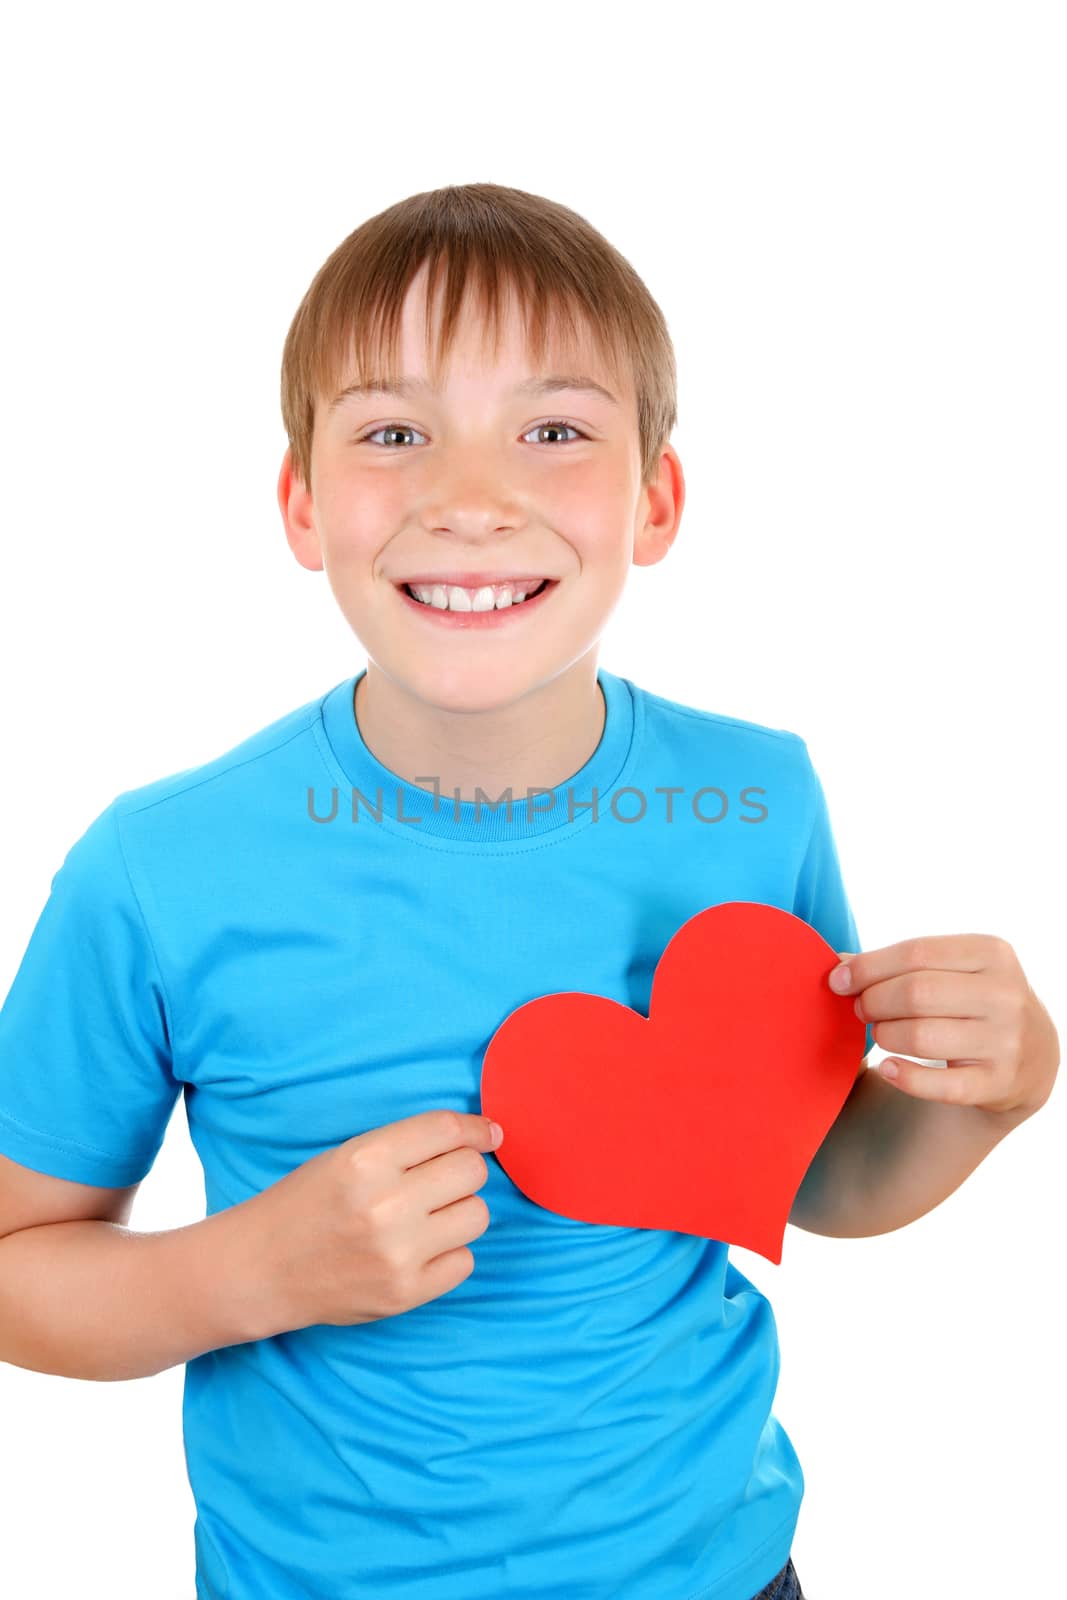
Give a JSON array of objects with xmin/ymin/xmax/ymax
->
[{"xmin": 750, "ymin": 1555, "xmax": 804, "ymax": 1600}]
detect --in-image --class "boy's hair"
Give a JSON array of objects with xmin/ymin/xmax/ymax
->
[{"xmin": 280, "ymin": 182, "xmax": 677, "ymax": 494}]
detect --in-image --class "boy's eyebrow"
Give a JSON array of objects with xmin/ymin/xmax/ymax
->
[{"xmin": 328, "ymin": 375, "xmax": 620, "ymax": 413}]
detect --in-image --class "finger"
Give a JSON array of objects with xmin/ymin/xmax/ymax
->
[
  {"xmin": 853, "ymin": 971, "xmax": 990, "ymax": 1023},
  {"xmin": 830, "ymin": 935, "xmax": 1003, "ymax": 997},
  {"xmin": 877, "ymin": 1057, "xmax": 990, "ymax": 1104},
  {"xmin": 870, "ymin": 1018, "xmax": 988, "ymax": 1061}
]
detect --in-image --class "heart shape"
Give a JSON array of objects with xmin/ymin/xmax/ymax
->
[{"xmin": 480, "ymin": 900, "xmax": 865, "ymax": 1263}]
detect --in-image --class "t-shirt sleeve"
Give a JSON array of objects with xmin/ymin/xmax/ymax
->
[
  {"xmin": 0, "ymin": 801, "xmax": 182, "ymax": 1186},
  {"xmin": 792, "ymin": 741, "xmax": 875, "ymax": 1060}
]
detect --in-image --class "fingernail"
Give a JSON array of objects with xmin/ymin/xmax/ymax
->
[
  {"xmin": 830, "ymin": 963, "xmax": 852, "ymax": 992},
  {"xmin": 490, "ymin": 1121, "xmax": 504, "ymax": 1146}
]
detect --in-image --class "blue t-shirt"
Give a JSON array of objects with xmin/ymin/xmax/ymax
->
[{"xmin": 0, "ymin": 666, "xmax": 872, "ymax": 1600}]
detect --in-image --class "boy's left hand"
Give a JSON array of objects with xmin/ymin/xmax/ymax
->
[{"xmin": 828, "ymin": 935, "xmax": 1060, "ymax": 1120}]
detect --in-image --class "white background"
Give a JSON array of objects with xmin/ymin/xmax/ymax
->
[{"xmin": 1, "ymin": 3, "xmax": 1064, "ymax": 1597}]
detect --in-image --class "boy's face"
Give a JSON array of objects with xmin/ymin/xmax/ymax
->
[{"xmin": 279, "ymin": 263, "xmax": 683, "ymax": 716}]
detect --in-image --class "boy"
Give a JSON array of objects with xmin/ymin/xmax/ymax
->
[{"xmin": 0, "ymin": 182, "xmax": 1058, "ymax": 1600}]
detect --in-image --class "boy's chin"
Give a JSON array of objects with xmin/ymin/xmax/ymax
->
[
  {"xmin": 373, "ymin": 655, "xmax": 558, "ymax": 717},
  {"xmin": 405, "ymin": 667, "xmax": 540, "ymax": 714}
]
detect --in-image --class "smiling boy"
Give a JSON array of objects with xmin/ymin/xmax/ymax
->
[
  {"xmin": 0, "ymin": 182, "xmax": 1058, "ymax": 1600},
  {"xmin": 279, "ymin": 237, "xmax": 680, "ymax": 809}
]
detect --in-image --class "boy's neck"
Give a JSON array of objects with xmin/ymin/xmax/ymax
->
[{"xmin": 352, "ymin": 662, "xmax": 607, "ymax": 806}]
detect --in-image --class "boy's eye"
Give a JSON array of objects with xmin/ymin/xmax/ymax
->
[
  {"xmin": 357, "ymin": 420, "xmax": 587, "ymax": 448},
  {"xmin": 526, "ymin": 420, "xmax": 585, "ymax": 445},
  {"xmin": 358, "ymin": 424, "xmax": 425, "ymax": 448}
]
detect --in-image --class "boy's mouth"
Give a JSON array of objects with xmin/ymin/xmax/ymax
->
[{"xmin": 393, "ymin": 576, "xmax": 559, "ymax": 628}]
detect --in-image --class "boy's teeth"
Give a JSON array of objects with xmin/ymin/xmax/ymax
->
[{"xmin": 408, "ymin": 581, "xmax": 541, "ymax": 612}]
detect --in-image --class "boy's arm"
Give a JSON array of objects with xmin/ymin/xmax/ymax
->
[
  {"xmin": 791, "ymin": 933, "xmax": 1059, "ymax": 1238},
  {"xmin": 789, "ymin": 1058, "xmax": 1033, "ymax": 1239},
  {"xmin": 0, "ymin": 1201, "xmax": 285, "ymax": 1382}
]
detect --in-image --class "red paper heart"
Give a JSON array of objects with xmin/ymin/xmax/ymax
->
[{"xmin": 480, "ymin": 900, "xmax": 865, "ymax": 1264}]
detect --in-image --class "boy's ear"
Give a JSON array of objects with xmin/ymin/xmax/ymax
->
[
  {"xmin": 277, "ymin": 448, "xmax": 325, "ymax": 574},
  {"xmin": 633, "ymin": 444, "xmax": 685, "ymax": 569}
]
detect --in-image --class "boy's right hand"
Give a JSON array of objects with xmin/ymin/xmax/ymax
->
[{"xmin": 242, "ymin": 1110, "xmax": 504, "ymax": 1332}]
